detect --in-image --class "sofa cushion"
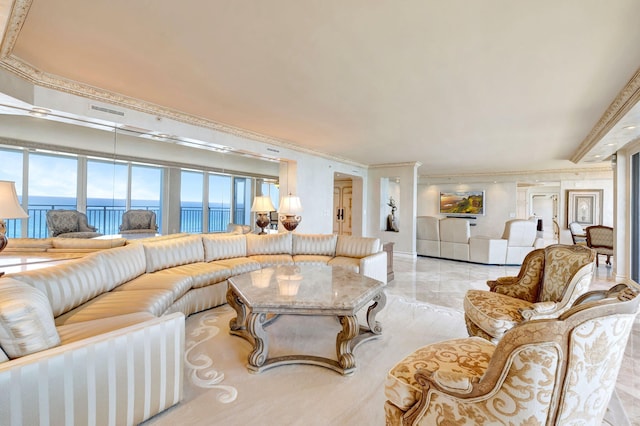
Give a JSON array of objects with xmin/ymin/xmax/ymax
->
[
  {"xmin": 212, "ymin": 257, "xmax": 262, "ymax": 276},
  {"xmin": 142, "ymin": 234, "xmax": 205, "ymax": 273},
  {"xmin": 154, "ymin": 262, "xmax": 231, "ymax": 289},
  {"xmin": 0, "ymin": 278, "xmax": 60, "ymax": 359},
  {"xmin": 335, "ymin": 235, "xmax": 380, "ymax": 258},
  {"xmin": 52, "ymin": 237, "xmax": 127, "ymax": 250},
  {"xmin": 248, "ymin": 254, "xmax": 294, "ymax": 268},
  {"xmin": 246, "ymin": 232, "xmax": 292, "ymax": 256},
  {"xmin": 6, "ymin": 238, "xmax": 54, "ymax": 250},
  {"xmin": 56, "ymin": 312, "xmax": 157, "ymax": 344},
  {"xmin": 293, "ymin": 254, "xmax": 333, "ymax": 266},
  {"xmin": 92, "ymin": 243, "xmax": 147, "ymax": 290},
  {"xmin": 202, "ymin": 233, "xmax": 247, "ymax": 261},
  {"xmin": 327, "ymin": 257, "xmax": 360, "ymax": 273},
  {"xmin": 54, "ymin": 289, "xmax": 176, "ymax": 325},
  {"xmin": 112, "ymin": 273, "xmax": 193, "ymax": 300},
  {"xmin": 7, "ymin": 255, "xmax": 111, "ymax": 318},
  {"xmin": 292, "ymin": 233, "xmax": 337, "ymax": 256}
]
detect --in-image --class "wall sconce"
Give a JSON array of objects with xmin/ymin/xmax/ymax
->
[
  {"xmin": 278, "ymin": 193, "xmax": 303, "ymax": 232},
  {"xmin": 251, "ymin": 195, "xmax": 275, "ymax": 235},
  {"xmin": 0, "ymin": 181, "xmax": 29, "ymax": 253}
]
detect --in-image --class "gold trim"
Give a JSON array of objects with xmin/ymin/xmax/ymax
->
[{"xmin": 571, "ymin": 67, "xmax": 640, "ymax": 163}]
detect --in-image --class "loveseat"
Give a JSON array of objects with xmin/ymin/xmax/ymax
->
[{"xmin": 0, "ymin": 232, "xmax": 385, "ymax": 425}]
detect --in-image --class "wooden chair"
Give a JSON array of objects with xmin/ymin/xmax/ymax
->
[
  {"xmin": 568, "ymin": 221, "xmax": 587, "ymax": 245},
  {"xmin": 586, "ymin": 225, "xmax": 614, "ymax": 267}
]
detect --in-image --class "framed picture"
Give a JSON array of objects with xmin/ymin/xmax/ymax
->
[
  {"xmin": 439, "ymin": 191, "xmax": 485, "ymax": 216},
  {"xmin": 566, "ymin": 189, "xmax": 603, "ymax": 228}
]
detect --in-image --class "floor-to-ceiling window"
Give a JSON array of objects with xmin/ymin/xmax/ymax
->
[
  {"xmin": 234, "ymin": 177, "xmax": 251, "ymax": 225},
  {"xmin": 209, "ymin": 174, "xmax": 232, "ymax": 232},
  {"xmin": 130, "ymin": 164, "xmax": 162, "ymax": 227},
  {"xmin": 87, "ymin": 159, "xmax": 128, "ymax": 234},
  {"xmin": 180, "ymin": 170, "xmax": 204, "ymax": 233},
  {"xmin": 29, "ymin": 152, "xmax": 78, "ymax": 237},
  {"xmin": 0, "ymin": 148, "xmax": 25, "ymax": 237}
]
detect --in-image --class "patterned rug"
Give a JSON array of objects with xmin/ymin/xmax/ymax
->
[{"xmin": 143, "ymin": 295, "xmax": 467, "ymax": 425}]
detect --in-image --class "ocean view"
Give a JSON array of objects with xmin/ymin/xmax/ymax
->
[{"xmin": 8, "ymin": 196, "xmax": 243, "ymax": 238}]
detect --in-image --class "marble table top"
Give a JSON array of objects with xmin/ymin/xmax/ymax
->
[{"xmin": 228, "ymin": 264, "xmax": 386, "ymax": 315}]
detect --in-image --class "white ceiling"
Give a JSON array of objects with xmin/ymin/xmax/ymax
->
[{"xmin": 2, "ymin": 0, "xmax": 640, "ymax": 176}]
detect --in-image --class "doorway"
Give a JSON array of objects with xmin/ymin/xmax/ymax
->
[{"xmin": 333, "ymin": 177, "xmax": 352, "ymax": 235}]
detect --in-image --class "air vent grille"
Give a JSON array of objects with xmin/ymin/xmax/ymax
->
[{"xmin": 90, "ymin": 104, "xmax": 125, "ymax": 117}]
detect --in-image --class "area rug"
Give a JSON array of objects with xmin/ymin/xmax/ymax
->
[{"xmin": 144, "ymin": 295, "xmax": 467, "ymax": 425}]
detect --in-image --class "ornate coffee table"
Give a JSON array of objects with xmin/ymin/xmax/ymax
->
[{"xmin": 226, "ymin": 264, "xmax": 386, "ymax": 375}]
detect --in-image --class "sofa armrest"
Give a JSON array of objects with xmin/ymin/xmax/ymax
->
[
  {"xmin": 0, "ymin": 313, "xmax": 185, "ymax": 426},
  {"xmin": 360, "ymin": 251, "xmax": 387, "ymax": 284}
]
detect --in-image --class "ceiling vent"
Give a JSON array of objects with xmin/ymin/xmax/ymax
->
[{"xmin": 89, "ymin": 104, "xmax": 125, "ymax": 117}]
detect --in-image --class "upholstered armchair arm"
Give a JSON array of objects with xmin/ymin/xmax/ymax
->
[
  {"xmin": 78, "ymin": 212, "xmax": 98, "ymax": 232},
  {"xmin": 520, "ymin": 263, "xmax": 594, "ymax": 320},
  {"xmin": 486, "ymin": 249, "xmax": 545, "ymax": 303}
]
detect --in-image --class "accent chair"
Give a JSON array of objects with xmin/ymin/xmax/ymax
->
[
  {"xmin": 569, "ymin": 221, "xmax": 587, "ymax": 245},
  {"xmin": 586, "ymin": 224, "xmax": 614, "ymax": 267},
  {"xmin": 119, "ymin": 209, "xmax": 158, "ymax": 234},
  {"xmin": 463, "ymin": 244, "xmax": 596, "ymax": 342},
  {"xmin": 46, "ymin": 209, "xmax": 102, "ymax": 238},
  {"xmin": 385, "ymin": 282, "xmax": 639, "ymax": 426}
]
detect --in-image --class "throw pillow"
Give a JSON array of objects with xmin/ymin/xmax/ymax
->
[{"xmin": 0, "ymin": 278, "xmax": 61, "ymax": 359}]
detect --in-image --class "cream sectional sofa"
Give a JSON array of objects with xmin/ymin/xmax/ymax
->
[
  {"xmin": 416, "ymin": 216, "xmax": 544, "ymax": 265},
  {"xmin": 0, "ymin": 232, "xmax": 385, "ymax": 425}
]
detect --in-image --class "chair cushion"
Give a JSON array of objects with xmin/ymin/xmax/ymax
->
[
  {"xmin": 463, "ymin": 290, "xmax": 532, "ymax": 340},
  {"xmin": 335, "ymin": 235, "xmax": 380, "ymax": 258},
  {"xmin": 142, "ymin": 234, "xmax": 205, "ymax": 273},
  {"xmin": 0, "ymin": 278, "xmax": 61, "ymax": 359},
  {"xmin": 48, "ymin": 210, "xmax": 79, "ymax": 234},
  {"xmin": 385, "ymin": 337, "xmax": 495, "ymax": 411},
  {"xmin": 246, "ymin": 232, "xmax": 292, "ymax": 256},
  {"xmin": 212, "ymin": 257, "xmax": 262, "ymax": 276}
]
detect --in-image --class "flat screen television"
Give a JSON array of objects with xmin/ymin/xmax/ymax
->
[{"xmin": 439, "ymin": 191, "xmax": 485, "ymax": 216}]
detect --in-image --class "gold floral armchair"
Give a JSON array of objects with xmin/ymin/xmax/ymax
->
[
  {"xmin": 385, "ymin": 282, "xmax": 639, "ymax": 425},
  {"xmin": 463, "ymin": 244, "xmax": 595, "ymax": 342}
]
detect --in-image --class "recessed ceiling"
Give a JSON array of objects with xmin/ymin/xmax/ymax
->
[{"xmin": 1, "ymin": 0, "xmax": 639, "ymax": 176}]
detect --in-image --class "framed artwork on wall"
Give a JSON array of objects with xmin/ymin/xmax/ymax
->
[{"xmin": 566, "ymin": 189, "xmax": 603, "ymax": 228}]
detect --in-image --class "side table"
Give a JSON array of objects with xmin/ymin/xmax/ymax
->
[{"xmin": 383, "ymin": 242, "xmax": 394, "ymax": 282}]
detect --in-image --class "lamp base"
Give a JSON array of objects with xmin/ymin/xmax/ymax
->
[
  {"xmin": 255, "ymin": 213, "xmax": 271, "ymax": 235},
  {"xmin": 0, "ymin": 233, "xmax": 7, "ymax": 253},
  {"xmin": 279, "ymin": 214, "xmax": 301, "ymax": 232}
]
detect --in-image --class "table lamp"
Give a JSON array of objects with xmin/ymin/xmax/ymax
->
[
  {"xmin": 0, "ymin": 181, "xmax": 29, "ymax": 253},
  {"xmin": 278, "ymin": 194, "xmax": 303, "ymax": 232},
  {"xmin": 251, "ymin": 195, "xmax": 275, "ymax": 235}
]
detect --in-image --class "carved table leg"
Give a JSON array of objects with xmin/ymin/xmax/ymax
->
[
  {"xmin": 226, "ymin": 286, "xmax": 246, "ymax": 332},
  {"xmin": 336, "ymin": 315, "xmax": 359, "ymax": 372},
  {"xmin": 366, "ymin": 290, "xmax": 387, "ymax": 334},
  {"xmin": 247, "ymin": 312, "xmax": 269, "ymax": 371}
]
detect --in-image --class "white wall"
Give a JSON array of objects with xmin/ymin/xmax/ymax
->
[
  {"xmin": 367, "ymin": 163, "xmax": 420, "ymax": 255},
  {"xmin": 417, "ymin": 181, "xmax": 517, "ymax": 238}
]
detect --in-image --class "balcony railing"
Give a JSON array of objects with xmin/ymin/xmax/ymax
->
[{"xmin": 4, "ymin": 205, "xmax": 246, "ymax": 238}]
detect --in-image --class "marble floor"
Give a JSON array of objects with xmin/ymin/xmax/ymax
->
[{"xmin": 385, "ymin": 254, "xmax": 639, "ymax": 425}]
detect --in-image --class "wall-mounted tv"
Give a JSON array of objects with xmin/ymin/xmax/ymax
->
[{"xmin": 439, "ymin": 191, "xmax": 485, "ymax": 216}]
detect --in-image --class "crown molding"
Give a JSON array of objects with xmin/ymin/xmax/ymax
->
[
  {"xmin": 571, "ymin": 66, "xmax": 640, "ymax": 163},
  {"xmin": 0, "ymin": 0, "xmax": 367, "ymax": 169},
  {"xmin": 420, "ymin": 165, "xmax": 613, "ymax": 181}
]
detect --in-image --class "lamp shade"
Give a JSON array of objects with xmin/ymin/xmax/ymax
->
[
  {"xmin": 279, "ymin": 195, "xmax": 303, "ymax": 214},
  {"xmin": 0, "ymin": 181, "xmax": 28, "ymax": 219},
  {"xmin": 251, "ymin": 195, "xmax": 275, "ymax": 213}
]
